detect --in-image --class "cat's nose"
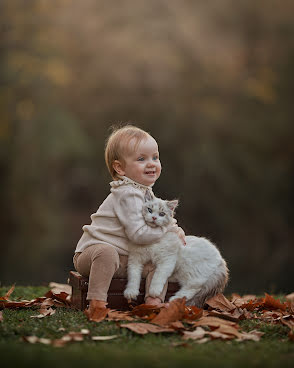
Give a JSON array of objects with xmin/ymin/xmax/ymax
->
[{"xmin": 152, "ymin": 217, "xmax": 157, "ymax": 221}]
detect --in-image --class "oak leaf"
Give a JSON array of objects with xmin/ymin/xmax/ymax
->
[
  {"xmin": 84, "ymin": 307, "xmax": 110, "ymax": 322},
  {"xmin": 182, "ymin": 327, "xmax": 207, "ymax": 340},
  {"xmin": 107, "ymin": 310, "xmax": 134, "ymax": 321},
  {"xmin": 131, "ymin": 304, "xmax": 161, "ymax": 318},
  {"xmin": 151, "ymin": 298, "xmax": 186, "ymax": 326},
  {"xmin": 263, "ymin": 293, "xmax": 287, "ymax": 311},
  {"xmin": 91, "ymin": 335, "xmax": 118, "ymax": 341},
  {"xmin": 206, "ymin": 294, "xmax": 235, "ymax": 312},
  {"xmin": 120, "ymin": 322, "xmax": 174, "ymax": 335},
  {"xmin": 193, "ymin": 316, "xmax": 238, "ymax": 330}
]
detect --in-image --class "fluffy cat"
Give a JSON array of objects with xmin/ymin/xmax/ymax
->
[{"xmin": 124, "ymin": 192, "xmax": 229, "ymax": 307}]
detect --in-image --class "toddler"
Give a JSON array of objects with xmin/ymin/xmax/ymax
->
[{"xmin": 73, "ymin": 125, "xmax": 185, "ymax": 316}]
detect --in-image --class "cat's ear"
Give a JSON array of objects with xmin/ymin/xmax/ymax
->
[
  {"xmin": 144, "ymin": 190, "xmax": 153, "ymax": 202},
  {"xmin": 166, "ymin": 200, "xmax": 178, "ymax": 212}
]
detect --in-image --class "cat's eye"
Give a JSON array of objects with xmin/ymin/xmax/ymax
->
[
  {"xmin": 159, "ymin": 212, "xmax": 165, "ymax": 217},
  {"xmin": 148, "ymin": 208, "xmax": 153, "ymax": 213}
]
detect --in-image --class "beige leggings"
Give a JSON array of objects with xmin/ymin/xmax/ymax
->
[{"xmin": 73, "ymin": 244, "xmax": 168, "ymax": 303}]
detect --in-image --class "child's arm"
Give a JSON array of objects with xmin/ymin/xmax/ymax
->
[{"xmin": 115, "ymin": 190, "xmax": 173, "ymax": 245}]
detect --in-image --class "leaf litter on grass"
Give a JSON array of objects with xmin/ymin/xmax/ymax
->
[{"xmin": 1, "ymin": 283, "xmax": 294, "ymax": 346}]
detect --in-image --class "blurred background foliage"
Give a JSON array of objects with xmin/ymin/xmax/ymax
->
[{"xmin": 0, "ymin": 0, "xmax": 293, "ymax": 293}]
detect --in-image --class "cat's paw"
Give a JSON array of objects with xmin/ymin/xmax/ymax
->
[
  {"xmin": 148, "ymin": 284, "xmax": 163, "ymax": 298},
  {"xmin": 124, "ymin": 288, "xmax": 139, "ymax": 300}
]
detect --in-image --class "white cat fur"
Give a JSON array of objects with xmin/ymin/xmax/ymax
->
[{"xmin": 124, "ymin": 193, "xmax": 229, "ymax": 307}]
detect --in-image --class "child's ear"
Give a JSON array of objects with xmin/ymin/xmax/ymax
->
[
  {"xmin": 166, "ymin": 200, "xmax": 179, "ymax": 212},
  {"xmin": 113, "ymin": 160, "xmax": 125, "ymax": 176}
]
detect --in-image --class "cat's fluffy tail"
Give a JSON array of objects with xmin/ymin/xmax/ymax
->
[{"xmin": 186, "ymin": 260, "xmax": 229, "ymax": 308}]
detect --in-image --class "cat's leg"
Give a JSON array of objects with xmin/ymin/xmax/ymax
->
[
  {"xmin": 169, "ymin": 285, "xmax": 202, "ymax": 302},
  {"xmin": 124, "ymin": 257, "xmax": 144, "ymax": 300},
  {"xmin": 148, "ymin": 259, "xmax": 177, "ymax": 298}
]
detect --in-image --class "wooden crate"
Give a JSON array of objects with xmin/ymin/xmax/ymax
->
[{"xmin": 68, "ymin": 271, "xmax": 179, "ymax": 310}]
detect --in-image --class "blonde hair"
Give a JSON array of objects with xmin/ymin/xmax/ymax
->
[{"xmin": 105, "ymin": 124, "xmax": 151, "ymax": 179}]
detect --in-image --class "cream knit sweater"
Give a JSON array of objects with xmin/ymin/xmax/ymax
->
[{"xmin": 75, "ymin": 176, "xmax": 176, "ymax": 255}]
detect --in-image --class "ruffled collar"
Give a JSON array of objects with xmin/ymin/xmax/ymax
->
[{"xmin": 110, "ymin": 175, "xmax": 153, "ymax": 193}]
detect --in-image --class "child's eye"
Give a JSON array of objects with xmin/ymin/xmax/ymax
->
[
  {"xmin": 153, "ymin": 155, "xmax": 159, "ymax": 160},
  {"xmin": 148, "ymin": 208, "xmax": 153, "ymax": 213},
  {"xmin": 159, "ymin": 212, "xmax": 165, "ymax": 217},
  {"xmin": 137, "ymin": 157, "xmax": 145, "ymax": 161}
]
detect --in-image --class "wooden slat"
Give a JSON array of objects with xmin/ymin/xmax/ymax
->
[{"xmin": 68, "ymin": 271, "xmax": 179, "ymax": 310}]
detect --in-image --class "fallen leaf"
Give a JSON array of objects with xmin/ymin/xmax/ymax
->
[
  {"xmin": 22, "ymin": 336, "xmax": 40, "ymax": 344},
  {"xmin": 131, "ymin": 304, "xmax": 161, "ymax": 318},
  {"xmin": 263, "ymin": 293, "xmax": 287, "ymax": 311},
  {"xmin": 209, "ymin": 330, "xmax": 235, "ymax": 340},
  {"xmin": 49, "ymin": 282, "xmax": 72, "ymax": 296},
  {"xmin": 193, "ymin": 316, "xmax": 238, "ymax": 330},
  {"xmin": 30, "ymin": 307, "xmax": 56, "ymax": 318},
  {"xmin": 4, "ymin": 285, "xmax": 15, "ymax": 300},
  {"xmin": 22, "ymin": 336, "xmax": 52, "ymax": 345},
  {"xmin": 84, "ymin": 307, "xmax": 110, "ymax": 322},
  {"xmin": 231, "ymin": 295, "xmax": 257, "ymax": 308},
  {"xmin": 120, "ymin": 322, "xmax": 174, "ymax": 335},
  {"xmin": 91, "ymin": 335, "xmax": 118, "ymax": 341},
  {"xmin": 236, "ymin": 330, "xmax": 264, "ymax": 342},
  {"xmin": 183, "ymin": 306, "xmax": 203, "ymax": 321},
  {"xmin": 169, "ymin": 321, "xmax": 185, "ymax": 330},
  {"xmin": 206, "ymin": 294, "xmax": 236, "ymax": 312},
  {"xmin": 107, "ymin": 310, "xmax": 134, "ymax": 321},
  {"xmin": 151, "ymin": 298, "xmax": 186, "ymax": 326},
  {"xmin": 45, "ymin": 290, "xmax": 71, "ymax": 306},
  {"xmin": 182, "ymin": 327, "xmax": 207, "ymax": 340},
  {"xmin": 208, "ymin": 309, "xmax": 245, "ymax": 322}
]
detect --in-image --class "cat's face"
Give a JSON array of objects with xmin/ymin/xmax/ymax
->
[{"xmin": 143, "ymin": 195, "xmax": 178, "ymax": 227}]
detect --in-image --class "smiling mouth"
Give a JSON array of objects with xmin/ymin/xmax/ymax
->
[{"xmin": 145, "ymin": 171, "xmax": 156, "ymax": 175}]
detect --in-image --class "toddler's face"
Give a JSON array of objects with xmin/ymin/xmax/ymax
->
[{"xmin": 116, "ymin": 136, "xmax": 161, "ymax": 186}]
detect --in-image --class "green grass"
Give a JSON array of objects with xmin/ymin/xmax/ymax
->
[{"xmin": 0, "ymin": 286, "xmax": 293, "ymax": 368}]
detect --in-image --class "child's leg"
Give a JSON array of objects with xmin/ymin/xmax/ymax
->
[
  {"xmin": 73, "ymin": 244, "xmax": 120, "ymax": 302},
  {"xmin": 143, "ymin": 262, "xmax": 168, "ymax": 304}
]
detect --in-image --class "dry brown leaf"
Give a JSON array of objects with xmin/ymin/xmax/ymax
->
[
  {"xmin": 120, "ymin": 322, "xmax": 174, "ymax": 335},
  {"xmin": 209, "ymin": 330, "xmax": 235, "ymax": 340},
  {"xmin": 107, "ymin": 310, "xmax": 134, "ymax": 321},
  {"xmin": 231, "ymin": 295, "xmax": 257, "ymax": 308},
  {"xmin": 236, "ymin": 330, "xmax": 264, "ymax": 342},
  {"xmin": 4, "ymin": 285, "xmax": 15, "ymax": 300},
  {"xmin": 183, "ymin": 306, "xmax": 203, "ymax": 321},
  {"xmin": 206, "ymin": 294, "xmax": 236, "ymax": 312},
  {"xmin": 182, "ymin": 327, "xmax": 207, "ymax": 341},
  {"xmin": 91, "ymin": 335, "xmax": 118, "ymax": 341},
  {"xmin": 208, "ymin": 309, "xmax": 244, "ymax": 322},
  {"xmin": 263, "ymin": 293, "xmax": 287, "ymax": 311},
  {"xmin": 131, "ymin": 304, "xmax": 161, "ymax": 318},
  {"xmin": 214, "ymin": 324, "xmax": 242, "ymax": 338},
  {"xmin": 49, "ymin": 282, "xmax": 72, "ymax": 296},
  {"xmin": 84, "ymin": 307, "xmax": 110, "ymax": 322},
  {"xmin": 193, "ymin": 316, "xmax": 238, "ymax": 330},
  {"xmin": 30, "ymin": 307, "xmax": 56, "ymax": 319},
  {"xmin": 151, "ymin": 298, "xmax": 186, "ymax": 326},
  {"xmin": 45, "ymin": 290, "xmax": 71, "ymax": 307},
  {"xmin": 22, "ymin": 336, "xmax": 51, "ymax": 345},
  {"xmin": 169, "ymin": 321, "xmax": 185, "ymax": 330}
]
